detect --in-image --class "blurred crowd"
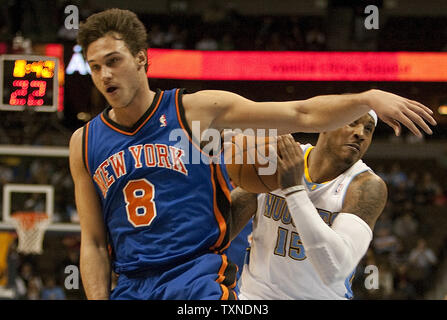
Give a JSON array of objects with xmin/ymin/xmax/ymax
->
[
  {"xmin": 0, "ymin": 1, "xmax": 328, "ymax": 52},
  {"xmin": 353, "ymin": 161, "xmax": 447, "ymax": 299},
  {"xmin": 0, "ymin": 233, "xmax": 83, "ymax": 300},
  {"xmin": 1, "ymin": 0, "xmax": 446, "ymax": 53}
]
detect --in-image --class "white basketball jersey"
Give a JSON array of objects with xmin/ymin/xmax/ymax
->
[{"xmin": 239, "ymin": 144, "xmax": 373, "ymax": 300}]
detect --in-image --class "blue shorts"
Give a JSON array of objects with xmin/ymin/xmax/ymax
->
[{"xmin": 110, "ymin": 253, "xmax": 238, "ymax": 300}]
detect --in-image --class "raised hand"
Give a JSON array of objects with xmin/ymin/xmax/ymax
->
[
  {"xmin": 363, "ymin": 89, "xmax": 436, "ymax": 137},
  {"xmin": 277, "ymin": 135, "xmax": 305, "ymax": 189}
]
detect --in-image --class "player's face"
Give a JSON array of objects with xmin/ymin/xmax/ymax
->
[
  {"xmin": 86, "ymin": 34, "xmax": 144, "ymax": 109},
  {"xmin": 325, "ymin": 114, "xmax": 375, "ymax": 165}
]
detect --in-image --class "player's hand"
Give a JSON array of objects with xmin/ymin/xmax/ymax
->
[
  {"xmin": 363, "ymin": 89, "xmax": 436, "ymax": 137},
  {"xmin": 277, "ymin": 135, "xmax": 304, "ymax": 189}
]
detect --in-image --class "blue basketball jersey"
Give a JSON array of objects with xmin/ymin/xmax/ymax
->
[{"xmin": 83, "ymin": 88, "xmax": 234, "ymax": 275}]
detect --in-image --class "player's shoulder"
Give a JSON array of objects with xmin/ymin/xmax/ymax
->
[
  {"xmin": 69, "ymin": 127, "xmax": 83, "ymax": 145},
  {"xmin": 349, "ymin": 170, "xmax": 387, "ymax": 195},
  {"xmin": 69, "ymin": 125, "xmax": 87, "ymax": 157},
  {"xmin": 343, "ymin": 170, "xmax": 388, "ymax": 229}
]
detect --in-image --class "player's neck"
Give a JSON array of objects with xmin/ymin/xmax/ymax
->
[
  {"xmin": 307, "ymin": 147, "xmax": 350, "ymax": 183},
  {"xmin": 109, "ymin": 83, "xmax": 155, "ymax": 128}
]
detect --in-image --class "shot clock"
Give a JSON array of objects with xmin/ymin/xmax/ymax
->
[{"xmin": 0, "ymin": 55, "xmax": 59, "ymax": 112}]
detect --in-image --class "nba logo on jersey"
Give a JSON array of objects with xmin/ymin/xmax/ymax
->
[
  {"xmin": 335, "ymin": 183, "xmax": 344, "ymax": 195},
  {"xmin": 159, "ymin": 114, "xmax": 167, "ymax": 127}
]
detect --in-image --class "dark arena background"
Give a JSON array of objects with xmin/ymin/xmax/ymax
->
[{"xmin": 0, "ymin": 0, "xmax": 446, "ymax": 302}]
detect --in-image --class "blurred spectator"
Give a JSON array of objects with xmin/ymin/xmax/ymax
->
[
  {"xmin": 41, "ymin": 275, "xmax": 66, "ymax": 300},
  {"xmin": 171, "ymin": 29, "xmax": 188, "ymax": 50},
  {"xmin": 390, "ymin": 180, "xmax": 411, "ymax": 205},
  {"xmin": 378, "ymin": 262, "xmax": 394, "ymax": 299},
  {"xmin": 408, "ymin": 239, "xmax": 437, "ymax": 274},
  {"xmin": 393, "ymin": 264, "xmax": 418, "ymax": 299},
  {"xmin": 219, "ymin": 33, "xmax": 235, "ymax": 51},
  {"xmin": 149, "ymin": 24, "xmax": 165, "ymax": 48},
  {"xmin": 164, "ymin": 24, "xmax": 181, "ymax": 48},
  {"xmin": 15, "ymin": 262, "xmax": 43, "ymax": 300},
  {"xmin": 373, "ymin": 226, "xmax": 400, "ymax": 255},
  {"xmin": 195, "ymin": 32, "xmax": 218, "ymax": 50},
  {"xmin": 6, "ymin": 240, "xmax": 20, "ymax": 294},
  {"xmin": 414, "ymin": 172, "xmax": 442, "ymax": 205},
  {"xmin": 408, "ymin": 238, "xmax": 438, "ymax": 293},
  {"xmin": 433, "ymin": 188, "xmax": 447, "ymax": 207},
  {"xmin": 287, "ymin": 19, "xmax": 305, "ymax": 50},
  {"xmin": 26, "ymin": 276, "xmax": 41, "ymax": 300},
  {"xmin": 406, "ymin": 172, "xmax": 419, "ymax": 199},
  {"xmin": 23, "ymin": 194, "xmax": 46, "ymax": 213},
  {"xmin": 393, "ymin": 210, "xmax": 419, "ymax": 240},
  {"xmin": 389, "ymin": 240, "xmax": 408, "ymax": 270},
  {"xmin": 388, "ymin": 163, "xmax": 408, "ymax": 189},
  {"xmin": 266, "ymin": 32, "xmax": 287, "ymax": 51},
  {"xmin": 0, "ymin": 165, "xmax": 14, "ymax": 186},
  {"xmin": 201, "ymin": 1, "xmax": 227, "ymax": 26},
  {"xmin": 305, "ymin": 27, "xmax": 326, "ymax": 50},
  {"xmin": 11, "ymin": 32, "xmax": 32, "ymax": 54}
]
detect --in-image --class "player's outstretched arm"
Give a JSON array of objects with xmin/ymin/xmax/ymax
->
[
  {"xmin": 229, "ymin": 187, "xmax": 258, "ymax": 241},
  {"xmin": 69, "ymin": 128, "xmax": 111, "ymax": 300},
  {"xmin": 183, "ymin": 89, "xmax": 435, "ymax": 137}
]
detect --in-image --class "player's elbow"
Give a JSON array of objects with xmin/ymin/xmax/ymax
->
[
  {"xmin": 307, "ymin": 246, "xmax": 357, "ymax": 286},
  {"xmin": 319, "ymin": 265, "xmax": 353, "ymax": 286},
  {"xmin": 291, "ymin": 101, "xmax": 331, "ymax": 133}
]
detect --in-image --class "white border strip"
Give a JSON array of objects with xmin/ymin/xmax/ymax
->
[
  {"xmin": 0, "ymin": 222, "xmax": 80, "ymax": 232},
  {"xmin": 0, "ymin": 145, "xmax": 69, "ymax": 157}
]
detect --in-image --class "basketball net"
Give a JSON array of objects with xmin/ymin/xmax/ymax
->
[{"xmin": 11, "ymin": 212, "xmax": 50, "ymax": 255}]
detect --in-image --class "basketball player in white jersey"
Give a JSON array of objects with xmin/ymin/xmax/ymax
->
[{"xmin": 231, "ymin": 111, "xmax": 386, "ymax": 299}]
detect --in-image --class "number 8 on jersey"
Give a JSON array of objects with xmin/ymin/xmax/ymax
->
[{"xmin": 123, "ymin": 178, "xmax": 157, "ymax": 227}]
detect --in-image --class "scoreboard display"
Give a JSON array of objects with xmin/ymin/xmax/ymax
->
[{"xmin": 0, "ymin": 55, "xmax": 59, "ymax": 112}]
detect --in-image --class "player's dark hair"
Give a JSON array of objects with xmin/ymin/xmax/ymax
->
[{"xmin": 77, "ymin": 8, "xmax": 149, "ymax": 71}]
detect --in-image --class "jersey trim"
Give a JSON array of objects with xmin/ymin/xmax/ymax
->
[
  {"xmin": 209, "ymin": 163, "xmax": 232, "ymax": 253},
  {"xmin": 304, "ymin": 146, "xmax": 331, "ymax": 190},
  {"xmin": 174, "ymin": 88, "xmax": 211, "ymax": 158},
  {"xmin": 344, "ymin": 270, "xmax": 355, "ymax": 299},
  {"xmin": 82, "ymin": 122, "xmax": 91, "ymax": 175},
  {"xmin": 216, "ymin": 255, "xmax": 238, "ymax": 300},
  {"xmin": 215, "ymin": 162, "xmax": 232, "ymax": 203},
  {"xmin": 174, "ymin": 88, "xmax": 194, "ymax": 142},
  {"xmin": 100, "ymin": 89, "xmax": 164, "ymax": 136}
]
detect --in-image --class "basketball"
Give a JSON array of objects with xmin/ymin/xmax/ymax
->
[{"xmin": 224, "ymin": 133, "xmax": 279, "ymax": 193}]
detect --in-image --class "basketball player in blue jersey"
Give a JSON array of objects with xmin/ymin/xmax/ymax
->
[
  {"xmin": 232, "ymin": 112, "xmax": 388, "ymax": 299},
  {"xmin": 68, "ymin": 8, "xmax": 436, "ymax": 300}
]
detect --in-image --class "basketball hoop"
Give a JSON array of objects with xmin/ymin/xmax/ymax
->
[{"xmin": 10, "ymin": 211, "xmax": 50, "ymax": 255}]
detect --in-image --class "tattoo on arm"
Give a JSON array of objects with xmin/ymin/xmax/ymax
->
[
  {"xmin": 230, "ymin": 187, "xmax": 258, "ymax": 241},
  {"xmin": 341, "ymin": 171, "xmax": 388, "ymax": 231}
]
